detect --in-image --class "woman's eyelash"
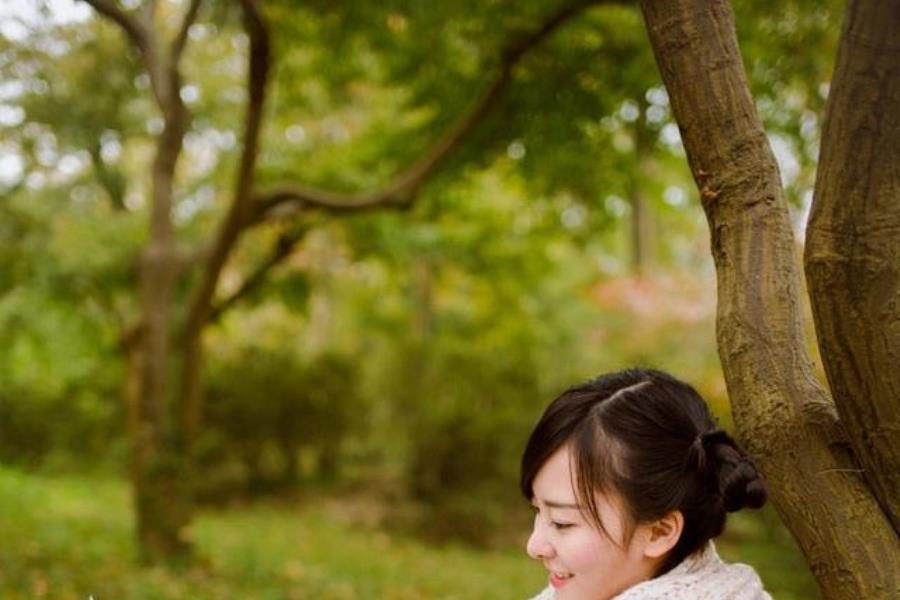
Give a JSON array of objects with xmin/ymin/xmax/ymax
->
[{"xmin": 530, "ymin": 505, "xmax": 574, "ymax": 529}]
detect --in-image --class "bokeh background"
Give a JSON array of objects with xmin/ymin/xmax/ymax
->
[{"xmin": 1, "ymin": 0, "xmax": 836, "ymax": 597}]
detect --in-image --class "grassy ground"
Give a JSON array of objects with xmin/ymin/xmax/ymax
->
[{"xmin": 0, "ymin": 467, "xmax": 820, "ymax": 599}]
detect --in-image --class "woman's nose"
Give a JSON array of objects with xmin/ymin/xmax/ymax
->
[{"xmin": 526, "ymin": 521, "xmax": 555, "ymax": 560}]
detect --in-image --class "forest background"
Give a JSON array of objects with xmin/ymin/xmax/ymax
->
[{"xmin": 1, "ymin": 0, "xmax": 839, "ymax": 598}]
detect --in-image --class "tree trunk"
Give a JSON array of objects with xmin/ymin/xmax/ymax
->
[
  {"xmin": 638, "ymin": 0, "xmax": 900, "ymax": 598},
  {"xmin": 628, "ymin": 185, "xmax": 651, "ymax": 273},
  {"xmin": 127, "ymin": 293, "xmax": 194, "ymax": 564},
  {"xmin": 804, "ymin": 0, "xmax": 900, "ymax": 534},
  {"xmin": 129, "ymin": 56, "xmax": 195, "ymax": 562},
  {"xmin": 628, "ymin": 100, "xmax": 655, "ymax": 274}
]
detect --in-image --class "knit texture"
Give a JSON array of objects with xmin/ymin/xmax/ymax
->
[{"xmin": 528, "ymin": 542, "xmax": 771, "ymax": 600}]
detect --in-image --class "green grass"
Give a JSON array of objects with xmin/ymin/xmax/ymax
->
[
  {"xmin": 0, "ymin": 467, "xmax": 819, "ymax": 599},
  {"xmin": 0, "ymin": 467, "xmax": 545, "ymax": 599}
]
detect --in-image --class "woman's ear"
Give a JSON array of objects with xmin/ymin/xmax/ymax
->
[{"xmin": 641, "ymin": 510, "xmax": 684, "ymax": 558}]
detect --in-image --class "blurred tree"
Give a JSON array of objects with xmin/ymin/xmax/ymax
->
[
  {"xmin": 17, "ymin": 0, "xmax": 628, "ymax": 563},
  {"xmin": 639, "ymin": 0, "xmax": 900, "ymax": 598}
]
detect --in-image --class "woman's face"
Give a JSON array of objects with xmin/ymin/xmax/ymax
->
[{"xmin": 526, "ymin": 445, "xmax": 655, "ymax": 600}]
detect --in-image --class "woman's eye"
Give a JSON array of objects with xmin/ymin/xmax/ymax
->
[{"xmin": 551, "ymin": 522, "xmax": 574, "ymax": 530}]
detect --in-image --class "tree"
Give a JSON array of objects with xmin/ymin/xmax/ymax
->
[
  {"xmin": 66, "ymin": 0, "xmax": 626, "ymax": 563},
  {"xmin": 638, "ymin": 0, "xmax": 899, "ymax": 598}
]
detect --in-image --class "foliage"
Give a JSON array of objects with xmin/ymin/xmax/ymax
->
[
  {"xmin": 0, "ymin": 185, "xmax": 128, "ymax": 467},
  {"xmin": 197, "ymin": 346, "xmax": 363, "ymax": 498}
]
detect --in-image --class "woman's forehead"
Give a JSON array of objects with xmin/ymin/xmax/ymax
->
[
  {"xmin": 532, "ymin": 445, "xmax": 624, "ymax": 515},
  {"xmin": 532, "ymin": 446, "xmax": 579, "ymax": 500}
]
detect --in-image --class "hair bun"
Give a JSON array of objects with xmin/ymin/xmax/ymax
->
[
  {"xmin": 719, "ymin": 455, "xmax": 767, "ymax": 512},
  {"xmin": 705, "ymin": 432, "xmax": 768, "ymax": 512}
]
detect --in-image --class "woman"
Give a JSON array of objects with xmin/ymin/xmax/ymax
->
[{"xmin": 522, "ymin": 368, "xmax": 771, "ymax": 600}]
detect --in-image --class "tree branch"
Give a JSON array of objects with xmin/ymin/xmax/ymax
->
[
  {"xmin": 88, "ymin": 142, "xmax": 127, "ymax": 211},
  {"xmin": 172, "ymin": 0, "xmax": 203, "ymax": 66},
  {"xmin": 187, "ymin": 0, "xmax": 270, "ymax": 324},
  {"xmin": 80, "ymin": 0, "xmax": 148, "ymax": 50},
  {"xmin": 250, "ymin": 0, "xmax": 624, "ymax": 222},
  {"xmin": 140, "ymin": 0, "xmax": 158, "ymax": 28},
  {"xmin": 178, "ymin": 0, "xmax": 271, "ymax": 443},
  {"xmin": 81, "ymin": 0, "xmax": 177, "ymax": 111},
  {"xmin": 208, "ymin": 226, "xmax": 307, "ymax": 324}
]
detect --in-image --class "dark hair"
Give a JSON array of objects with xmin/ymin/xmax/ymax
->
[{"xmin": 520, "ymin": 368, "xmax": 766, "ymax": 574}]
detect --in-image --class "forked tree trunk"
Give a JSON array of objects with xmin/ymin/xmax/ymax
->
[{"xmin": 638, "ymin": 0, "xmax": 900, "ymax": 597}]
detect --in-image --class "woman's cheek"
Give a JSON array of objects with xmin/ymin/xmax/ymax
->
[{"xmin": 566, "ymin": 529, "xmax": 611, "ymax": 573}]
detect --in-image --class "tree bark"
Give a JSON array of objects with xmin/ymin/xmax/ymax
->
[
  {"xmin": 638, "ymin": 0, "xmax": 900, "ymax": 597},
  {"xmin": 804, "ymin": 0, "xmax": 900, "ymax": 534}
]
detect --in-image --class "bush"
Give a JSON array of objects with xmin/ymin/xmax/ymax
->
[
  {"xmin": 196, "ymin": 348, "xmax": 364, "ymax": 500},
  {"xmin": 0, "ymin": 382, "xmax": 121, "ymax": 468},
  {"xmin": 384, "ymin": 341, "xmax": 545, "ymax": 546}
]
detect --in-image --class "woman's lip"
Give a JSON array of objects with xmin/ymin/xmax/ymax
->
[{"xmin": 549, "ymin": 572, "xmax": 572, "ymax": 588}]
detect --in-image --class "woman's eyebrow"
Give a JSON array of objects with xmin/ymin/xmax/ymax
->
[{"xmin": 541, "ymin": 499, "xmax": 582, "ymax": 509}]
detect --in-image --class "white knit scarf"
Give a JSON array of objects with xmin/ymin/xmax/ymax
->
[{"xmin": 528, "ymin": 542, "xmax": 772, "ymax": 600}]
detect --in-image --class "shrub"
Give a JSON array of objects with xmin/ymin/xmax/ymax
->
[{"xmin": 196, "ymin": 348, "xmax": 363, "ymax": 500}]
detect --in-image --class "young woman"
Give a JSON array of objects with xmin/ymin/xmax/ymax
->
[{"xmin": 522, "ymin": 368, "xmax": 771, "ymax": 600}]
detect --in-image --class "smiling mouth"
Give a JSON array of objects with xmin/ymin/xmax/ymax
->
[{"xmin": 549, "ymin": 572, "xmax": 573, "ymax": 588}]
